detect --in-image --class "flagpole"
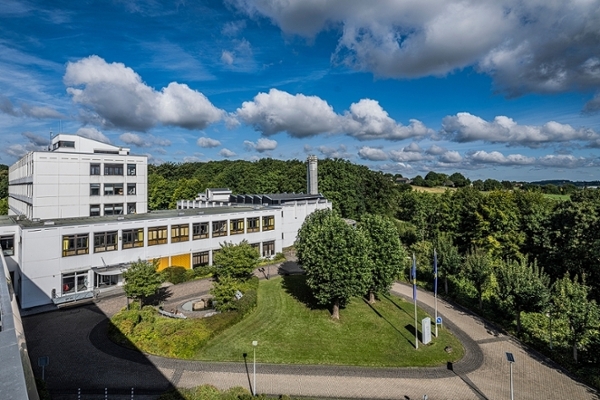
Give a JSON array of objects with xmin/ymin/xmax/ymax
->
[
  {"xmin": 413, "ymin": 253, "xmax": 418, "ymax": 349},
  {"xmin": 434, "ymin": 248, "xmax": 438, "ymax": 338}
]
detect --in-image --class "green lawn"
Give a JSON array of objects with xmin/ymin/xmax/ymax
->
[
  {"xmin": 196, "ymin": 276, "xmax": 464, "ymax": 367},
  {"xmin": 542, "ymin": 193, "xmax": 571, "ymax": 201}
]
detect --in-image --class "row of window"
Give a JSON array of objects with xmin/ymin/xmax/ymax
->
[
  {"xmin": 62, "ymin": 216, "xmax": 276, "ymax": 256},
  {"xmin": 191, "ymin": 241, "xmax": 275, "ymax": 267},
  {"xmin": 90, "ymin": 203, "xmax": 136, "ymax": 216},
  {"xmin": 90, "ymin": 183, "xmax": 136, "ymax": 196},
  {"xmin": 90, "ymin": 163, "xmax": 137, "ymax": 176}
]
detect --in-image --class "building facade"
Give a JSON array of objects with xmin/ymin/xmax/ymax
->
[
  {"xmin": 8, "ymin": 134, "xmax": 147, "ymax": 220},
  {"xmin": 2, "ymin": 139, "xmax": 330, "ymax": 309}
]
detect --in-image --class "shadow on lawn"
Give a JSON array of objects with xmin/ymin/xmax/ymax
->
[
  {"xmin": 281, "ymin": 275, "xmax": 329, "ymax": 311},
  {"xmin": 363, "ymin": 297, "xmax": 416, "ymax": 347}
]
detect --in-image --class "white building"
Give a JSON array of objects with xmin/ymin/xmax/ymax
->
[
  {"xmin": 2, "ymin": 137, "xmax": 330, "ymax": 309},
  {"xmin": 8, "ymin": 134, "xmax": 147, "ymax": 220}
]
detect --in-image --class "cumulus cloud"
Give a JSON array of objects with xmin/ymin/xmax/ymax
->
[
  {"xmin": 75, "ymin": 127, "xmax": 111, "ymax": 143},
  {"xmin": 343, "ymin": 99, "xmax": 432, "ymax": 141},
  {"xmin": 583, "ymin": 92, "xmax": 600, "ymax": 114},
  {"xmin": 442, "ymin": 112, "xmax": 599, "ymax": 147},
  {"xmin": 237, "ymin": 89, "xmax": 430, "ymax": 141},
  {"xmin": 465, "ymin": 150, "xmax": 599, "ymax": 169},
  {"xmin": 236, "ymin": 88, "xmax": 339, "ymax": 137},
  {"xmin": 426, "ymin": 144, "xmax": 447, "ymax": 155},
  {"xmin": 2, "ymin": 132, "xmax": 48, "ymax": 158},
  {"xmin": 119, "ymin": 132, "xmax": 171, "ymax": 148},
  {"xmin": 230, "ymin": 0, "xmax": 600, "ymax": 103},
  {"xmin": 244, "ymin": 138, "xmax": 278, "ymax": 152},
  {"xmin": 316, "ymin": 144, "xmax": 352, "ymax": 159},
  {"xmin": 197, "ymin": 137, "xmax": 221, "ymax": 148},
  {"xmin": 0, "ymin": 95, "xmax": 63, "ymax": 119},
  {"xmin": 64, "ymin": 55, "xmax": 223, "ymax": 132},
  {"xmin": 439, "ymin": 150, "xmax": 462, "ymax": 163},
  {"xmin": 358, "ymin": 146, "xmax": 388, "ymax": 161},
  {"xmin": 219, "ymin": 148, "xmax": 236, "ymax": 158}
]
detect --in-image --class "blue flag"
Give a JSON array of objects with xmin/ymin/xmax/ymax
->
[
  {"xmin": 434, "ymin": 249, "xmax": 438, "ymax": 295},
  {"xmin": 412, "ymin": 253, "xmax": 417, "ymax": 301}
]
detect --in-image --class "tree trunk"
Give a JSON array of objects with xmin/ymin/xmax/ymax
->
[
  {"xmin": 332, "ymin": 299, "xmax": 340, "ymax": 320},
  {"xmin": 444, "ymin": 276, "xmax": 448, "ymax": 295},
  {"xmin": 368, "ymin": 291, "xmax": 375, "ymax": 304},
  {"xmin": 573, "ymin": 342, "xmax": 578, "ymax": 363},
  {"xmin": 478, "ymin": 292, "xmax": 483, "ymax": 310}
]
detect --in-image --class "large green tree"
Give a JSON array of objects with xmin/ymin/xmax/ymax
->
[
  {"xmin": 358, "ymin": 214, "xmax": 405, "ymax": 303},
  {"xmin": 552, "ymin": 274, "xmax": 600, "ymax": 362},
  {"xmin": 495, "ymin": 259, "xmax": 550, "ymax": 335},
  {"xmin": 296, "ymin": 209, "xmax": 371, "ymax": 319},
  {"xmin": 462, "ymin": 249, "xmax": 493, "ymax": 310},
  {"xmin": 213, "ymin": 240, "xmax": 260, "ymax": 280},
  {"xmin": 122, "ymin": 259, "xmax": 163, "ymax": 306}
]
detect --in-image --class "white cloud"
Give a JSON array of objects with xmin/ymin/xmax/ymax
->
[
  {"xmin": 317, "ymin": 144, "xmax": 352, "ymax": 159},
  {"xmin": 119, "ymin": 132, "xmax": 171, "ymax": 148},
  {"xmin": 236, "ymin": 88, "xmax": 340, "ymax": 137},
  {"xmin": 438, "ymin": 150, "xmax": 462, "ymax": 163},
  {"xmin": 343, "ymin": 99, "xmax": 432, "ymax": 141},
  {"xmin": 22, "ymin": 131, "xmax": 50, "ymax": 146},
  {"xmin": 442, "ymin": 112, "xmax": 599, "ymax": 147},
  {"xmin": 219, "ymin": 148, "xmax": 237, "ymax": 158},
  {"xmin": 64, "ymin": 55, "xmax": 223, "ymax": 132},
  {"xmin": 197, "ymin": 137, "xmax": 221, "ymax": 148},
  {"xmin": 244, "ymin": 138, "xmax": 278, "ymax": 152},
  {"xmin": 0, "ymin": 96, "xmax": 63, "ymax": 119},
  {"xmin": 75, "ymin": 127, "xmax": 111, "ymax": 143},
  {"xmin": 358, "ymin": 146, "xmax": 388, "ymax": 161},
  {"xmin": 230, "ymin": 0, "xmax": 600, "ymax": 102},
  {"xmin": 426, "ymin": 144, "xmax": 446, "ymax": 155},
  {"xmin": 221, "ymin": 51, "xmax": 234, "ymax": 65},
  {"xmin": 468, "ymin": 150, "xmax": 536, "ymax": 166}
]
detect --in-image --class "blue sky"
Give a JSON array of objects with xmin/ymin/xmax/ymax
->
[{"xmin": 1, "ymin": 0, "xmax": 599, "ymax": 181}]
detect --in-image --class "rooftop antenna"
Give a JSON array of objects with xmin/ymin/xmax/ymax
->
[{"xmin": 48, "ymin": 130, "xmax": 53, "ymax": 151}]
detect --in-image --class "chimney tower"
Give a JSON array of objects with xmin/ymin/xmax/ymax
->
[{"xmin": 307, "ymin": 155, "xmax": 318, "ymax": 195}]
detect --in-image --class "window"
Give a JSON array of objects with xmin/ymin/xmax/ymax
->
[
  {"xmin": 57, "ymin": 140, "xmax": 75, "ymax": 148},
  {"xmin": 171, "ymin": 224, "xmax": 189, "ymax": 243},
  {"xmin": 62, "ymin": 271, "xmax": 88, "ymax": 295},
  {"xmin": 212, "ymin": 220, "xmax": 227, "ymax": 237},
  {"xmin": 90, "ymin": 163, "xmax": 100, "ymax": 175},
  {"xmin": 62, "ymin": 234, "xmax": 89, "ymax": 257},
  {"xmin": 127, "ymin": 203, "xmax": 136, "ymax": 214},
  {"xmin": 262, "ymin": 215, "xmax": 275, "ymax": 231},
  {"xmin": 122, "ymin": 228, "xmax": 144, "ymax": 249},
  {"xmin": 230, "ymin": 218, "xmax": 244, "ymax": 235},
  {"xmin": 247, "ymin": 217, "xmax": 260, "ymax": 233},
  {"xmin": 192, "ymin": 222, "xmax": 209, "ymax": 239},
  {"xmin": 94, "ymin": 231, "xmax": 118, "ymax": 253},
  {"xmin": 104, "ymin": 183, "xmax": 124, "ymax": 196},
  {"xmin": 90, "ymin": 204, "xmax": 100, "ymax": 216},
  {"xmin": 192, "ymin": 251, "xmax": 209, "ymax": 268},
  {"xmin": 0, "ymin": 235, "xmax": 14, "ymax": 256},
  {"xmin": 127, "ymin": 183, "xmax": 136, "ymax": 195},
  {"xmin": 127, "ymin": 164, "xmax": 137, "ymax": 176},
  {"xmin": 262, "ymin": 241, "xmax": 275, "ymax": 257},
  {"xmin": 148, "ymin": 226, "xmax": 168, "ymax": 246},
  {"xmin": 104, "ymin": 203, "xmax": 123, "ymax": 215},
  {"xmin": 90, "ymin": 183, "xmax": 100, "ymax": 196},
  {"xmin": 104, "ymin": 163, "xmax": 123, "ymax": 175}
]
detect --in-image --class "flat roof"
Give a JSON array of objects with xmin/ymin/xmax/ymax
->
[{"xmin": 16, "ymin": 205, "xmax": 277, "ymax": 229}]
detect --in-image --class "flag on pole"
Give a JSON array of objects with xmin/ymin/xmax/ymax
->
[
  {"xmin": 412, "ymin": 253, "xmax": 417, "ymax": 301},
  {"xmin": 434, "ymin": 248, "xmax": 438, "ymax": 296}
]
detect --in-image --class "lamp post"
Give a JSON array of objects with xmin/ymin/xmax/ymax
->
[
  {"xmin": 506, "ymin": 352, "xmax": 515, "ymax": 400},
  {"xmin": 546, "ymin": 309, "xmax": 553, "ymax": 350},
  {"xmin": 252, "ymin": 340, "xmax": 258, "ymax": 396}
]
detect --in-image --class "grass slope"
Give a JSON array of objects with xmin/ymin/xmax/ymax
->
[{"xmin": 196, "ymin": 276, "xmax": 464, "ymax": 367}]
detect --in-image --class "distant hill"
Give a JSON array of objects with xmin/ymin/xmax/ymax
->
[{"xmin": 529, "ymin": 180, "xmax": 600, "ymax": 187}]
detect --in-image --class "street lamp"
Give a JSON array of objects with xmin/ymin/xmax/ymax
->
[
  {"xmin": 506, "ymin": 352, "xmax": 515, "ymax": 400},
  {"xmin": 252, "ymin": 340, "xmax": 258, "ymax": 396},
  {"xmin": 546, "ymin": 308, "xmax": 553, "ymax": 350}
]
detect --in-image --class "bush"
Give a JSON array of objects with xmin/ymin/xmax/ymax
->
[{"xmin": 161, "ymin": 266, "xmax": 189, "ymax": 284}]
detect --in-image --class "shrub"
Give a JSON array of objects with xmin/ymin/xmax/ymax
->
[{"xmin": 161, "ymin": 266, "xmax": 188, "ymax": 284}]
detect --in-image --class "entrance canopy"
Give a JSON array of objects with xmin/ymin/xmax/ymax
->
[{"xmin": 92, "ymin": 263, "xmax": 129, "ymax": 276}]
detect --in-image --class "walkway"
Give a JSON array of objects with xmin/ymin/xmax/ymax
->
[{"xmin": 23, "ymin": 278, "xmax": 598, "ymax": 400}]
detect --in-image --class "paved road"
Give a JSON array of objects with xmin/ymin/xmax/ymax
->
[{"xmin": 23, "ymin": 279, "xmax": 598, "ymax": 400}]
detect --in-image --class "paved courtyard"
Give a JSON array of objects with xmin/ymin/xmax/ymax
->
[{"xmin": 23, "ymin": 277, "xmax": 599, "ymax": 400}]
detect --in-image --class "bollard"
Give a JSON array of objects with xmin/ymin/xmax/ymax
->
[
  {"xmin": 131, "ymin": 387, "xmax": 135, "ymax": 399},
  {"xmin": 105, "ymin": 387, "xmax": 108, "ymax": 400},
  {"xmin": 77, "ymin": 388, "xmax": 81, "ymax": 400}
]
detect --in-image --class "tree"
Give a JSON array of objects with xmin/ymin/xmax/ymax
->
[
  {"xmin": 296, "ymin": 209, "xmax": 371, "ymax": 319},
  {"xmin": 462, "ymin": 249, "xmax": 493, "ymax": 310},
  {"xmin": 0, "ymin": 197, "xmax": 7, "ymax": 215},
  {"xmin": 552, "ymin": 274, "xmax": 600, "ymax": 362},
  {"xmin": 495, "ymin": 259, "xmax": 550, "ymax": 335},
  {"xmin": 359, "ymin": 214, "xmax": 405, "ymax": 303},
  {"xmin": 213, "ymin": 240, "xmax": 260, "ymax": 280},
  {"xmin": 435, "ymin": 233, "xmax": 462, "ymax": 295},
  {"xmin": 122, "ymin": 259, "xmax": 163, "ymax": 306},
  {"xmin": 449, "ymin": 172, "xmax": 470, "ymax": 188},
  {"xmin": 210, "ymin": 275, "xmax": 244, "ymax": 312}
]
